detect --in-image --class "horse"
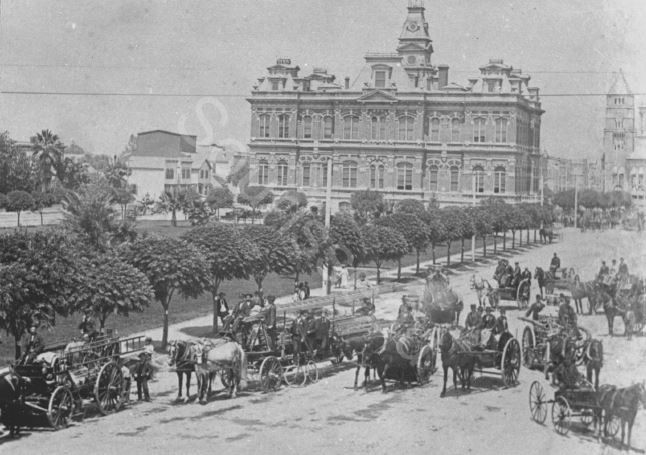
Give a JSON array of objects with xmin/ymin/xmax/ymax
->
[
  {"xmin": 569, "ymin": 275, "xmax": 593, "ymax": 315},
  {"xmin": 602, "ymin": 382, "xmax": 646, "ymax": 449},
  {"xmin": 340, "ymin": 333, "xmax": 385, "ymax": 390},
  {"xmin": 167, "ymin": 340, "xmax": 197, "ymax": 402},
  {"xmin": 470, "ymin": 275, "xmax": 487, "ymax": 307},
  {"xmin": 543, "ymin": 333, "xmax": 578, "ymax": 386},
  {"xmin": 534, "ymin": 267, "xmax": 554, "ymax": 297},
  {"xmin": 438, "ymin": 328, "xmax": 478, "ymax": 397},
  {"xmin": 193, "ymin": 340, "xmax": 248, "ymax": 403},
  {"xmin": 373, "ymin": 329, "xmax": 428, "ymax": 393},
  {"xmin": 539, "ymin": 227, "xmax": 553, "ymax": 244},
  {"xmin": 581, "ymin": 338, "xmax": 603, "ymax": 390},
  {"xmin": 0, "ymin": 368, "xmax": 24, "ymax": 437}
]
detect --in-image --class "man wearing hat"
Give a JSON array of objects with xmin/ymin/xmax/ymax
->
[
  {"xmin": 290, "ymin": 311, "xmax": 308, "ymax": 359},
  {"xmin": 314, "ymin": 310, "xmax": 331, "ymax": 355},
  {"xmin": 479, "ymin": 307, "xmax": 496, "ymax": 349},
  {"xmin": 618, "ymin": 257, "xmax": 628, "ymax": 278},
  {"xmin": 494, "ymin": 308, "xmax": 508, "ymax": 335},
  {"xmin": 465, "ymin": 304, "xmax": 481, "ymax": 331},
  {"xmin": 526, "ymin": 295, "xmax": 545, "ymax": 321},
  {"xmin": 550, "ymin": 253, "xmax": 561, "ymax": 274},
  {"xmin": 19, "ymin": 324, "xmax": 44, "ymax": 364},
  {"xmin": 558, "ymin": 296, "xmax": 578, "ymax": 336},
  {"xmin": 215, "ymin": 292, "xmax": 229, "ymax": 325}
]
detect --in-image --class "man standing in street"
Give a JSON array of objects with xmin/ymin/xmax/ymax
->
[
  {"xmin": 550, "ymin": 253, "xmax": 561, "ymax": 274},
  {"xmin": 618, "ymin": 257, "xmax": 629, "ymax": 278},
  {"xmin": 526, "ymin": 295, "xmax": 545, "ymax": 321},
  {"xmin": 264, "ymin": 295, "xmax": 277, "ymax": 349},
  {"xmin": 215, "ymin": 292, "xmax": 229, "ymax": 326}
]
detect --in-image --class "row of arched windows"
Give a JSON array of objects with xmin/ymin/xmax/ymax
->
[{"xmin": 257, "ymin": 158, "xmax": 506, "ymax": 193}]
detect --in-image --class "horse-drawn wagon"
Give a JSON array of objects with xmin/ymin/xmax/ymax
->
[
  {"xmin": 2, "ymin": 334, "xmax": 145, "ymax": 433},
  {"xmin": 492, "ymin": 259, "xmax": 531, "ymax": 309},
  {"xmin": 529, "ymin": 380, "xmax": 620, "ymax": 437}
]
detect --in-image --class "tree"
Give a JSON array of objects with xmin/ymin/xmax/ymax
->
[
  {"xmin": 30, "ymin": 129, "xmax": 65, "ymax": 191},
  {"xmin": 470, "ymin": 206, "xmax": 493, "ymax": 257},
  {"xmin": 182, "ymin": 223, "xmax": 262, "ymax": 332},
  {"xmin": 440, "ymin": 207, "xmax": 465, "ymax": 266},
  {"xmin": 56, "ymin": 157, "xmax": 91, "ymax": 190},
  {"xmin": 394, "ymin": 199, "xmax": 426, "ymax": 217},
  {"xmin": 350, "ymin": 189, "xmax": 386, "ymax": 224},
  {"xmin": 553, "ymin": 189, "xmax": 575, "ymax": 210},
  {"xmin": 139, "ymin": 193, "xmax": 156, "ymax": 215},
  {"xmin": 155, "ymin": 189, "xmax": 199, "ymax": 227},
  {"xmin": 120, "ymin": 134, "xmax": 137, "ymax": 161},
  {"xmin": 421, "ymin": 209, "xmax": 447, "ymax": 264},
  {"xmin": 184, "ymin": 199, "xmax": 215, "ymax": 226},
  {"xmin": 75, "ymin": 252, "xmax": 153, "ymax": 331},
  {"xmin": 276, "ymin": 190, "xmax": 307, "ymax": 213},
  {"xmin": 377, "ymin": 213, "xmax": 428, "ymax": 276},
  {"xmin": 0, "ymin": 231, "xmax": 79, "ymax": 358},
  {"xmin": 0, "ymin": 193, "xmax": 6, "ymax": 209},
  {"xmin": 31, "ymin": 190, "xmax": 58, "ymax": 225},
  {"xmin": 326, "ymin": 214, "xmax": 365, "ymax": 294},
  {"xmin": 360, "ymin": 224, "xmax": 408, "ymax": 284},
  {"xmin": 120, "ymin": 236, "xmax": 210, "ymax": 348},
  {"xmin": 62, "ymin": 182, "xmax": 118, "ymax": 251},
  {"xmin": 5, "ymin": 190, "xmax": 34, "ymax": 227},
  {"xmin": 242, "ymin": 224, "xmax": 300, "ymax": 290},
  {"xmin": 112, "ymin": 186, "xmax": 136, "ymax": 221},
  {"xmin": 104, "ymin": 159, "xmax": 131, "ymax": 191},
  {"xmin": 227, "ymin": 159, "xmax": 249, "ymax": 187},
  {"xmin": 458, "ymin": 207, "xmax": 474, "ymax": 263},
  {"xmin": 206, "ymin": 187, "xmax": 235, "ymax": 218},
  {"xmin": 509, "ymin": 205, "xmax": 529, "ymax": 248},
  {"xmin": 0, "ymin": 132, "xmax": 36, "ymax": 194},
  {"xmin": 483, "ymin": 199, "xmax": 512, "ymax": 253},
  {"xmin": 237, "ymin": 185, "xmax": 274, "ymax": 222},
  {"xmin": 82, "ymin": 153, "xmax": 112, "ymax": 172}
]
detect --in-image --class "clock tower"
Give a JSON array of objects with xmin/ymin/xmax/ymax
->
[{"xmin": 397, "ymin": 0, "xmax": 435, "ymax": 87}]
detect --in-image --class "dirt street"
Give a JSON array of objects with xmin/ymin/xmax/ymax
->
[{"xmin": 3, "ymin": 228, "xmax": 645, "ymax": 455}]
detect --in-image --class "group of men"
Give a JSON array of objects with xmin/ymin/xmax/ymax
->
[
  {"xmin": 597, "ymin": 257, "xmax": 629, "ymax": 286},
  {"xmin": 462, "ymin": 305, "xmax": 508, "ymax": 348},
  {"xmin": 289, "ymin": 309, "xmax": 331, "ymax": 359},
  {"xmin": 293, "ymin": 281, "xmax": 311, "ymax": 301},
  {"xmin": 499, "ymin": 261, "xmax": 532, "ymax": 289},
  {"xmin": 219, "ymin": 291, "xmax": 278, "ymax": 349}
]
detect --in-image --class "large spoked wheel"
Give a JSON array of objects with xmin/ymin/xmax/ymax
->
[
  {"xmin": 522, "ymin": 326, "xmax": 535, "ymax": 369},
  {"xmin": 605, "ymin": 414, "xmax": 621, "ymax": 437},
  {"xmin": 94, "ymin": 361, "xmax": 124, "ymax": 415},
  {"xmin": 551, "ymin": 396, "xmax": 571, "ymax": 436},
  {"xmin": 501, "ymin": 338, "xmax": 521, "ymax": 387},
  {"xmin": 259, "ymin": 356, "xmax": 282, "ymax": 393},
  {"xmin": 283, "ymin": 364, "xmax": 306, "ymax": 387},
  {"xmin": 416, "ymin": 345, "xmax": 436, "ymax": 384},
  {"xmin": 47, "ymin": 386, "xmax": 74, "ymax": 430},
  {"xmin": 529, "ymin": 381, "xmax": 548, "ymax": 424},
  {"xmin": 305, "ymin": 360, "xmax": 319, "ymax": 384}
]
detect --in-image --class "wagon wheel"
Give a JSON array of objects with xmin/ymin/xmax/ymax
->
[
  {"xmin": 501, "ymin": 338, "xmax": 521, "ymax": 387},
  {"xmin": 529, "ymin": 381, "xmax": 547, "ymax": 424},
  {"xmin": 259, "ymin": 356, "xmax": 282, "ymax": 393},
  {"xmin": 416, "ymin": 345, "xmax": 435, "ymax": 384},
  {"xmin": 283, "ymin": 364, "xmax": 306, "ymax": 387},
  {"xmin": 94, "ymin": 361, "xmax": 124, "ymax": 415},
  {"xmin": 522, "ymin": 326, "xmax": 536, "ymax": 369},
  {"xmin": 47, "ymin": 386, "xmax": 74, "ymax": 430},
  {"xmin": 605, "ymin": 414, "xmax": 621, "ymax": 437},
  {"xmin": 517, "ymin": 280, "xmax": 530, "ymax": 310},
  {"xmin": 305, "ymin": 360, "xmax": 319, "ymax": 384},
  {"xmin": 220, "ymin": 369, "xmax": 233, "ymax": 388},
  {"xmin": 551, "ymin": 396, "xmax": 571, "ymax": 436}
]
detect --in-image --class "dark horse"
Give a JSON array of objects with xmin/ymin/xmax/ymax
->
[
  {"xmin": 539, "ymin": 227, "xmax": 553, "ymax": 244},
  {"xmin": 168, "ymin": 340, "xmax": 196, "ymax": 402},
  {"xmin": 0, "ymin": 368, "xmax": 25, "ymax": 437},
  {"xmin": 534, "ymin": 267, "xmax": 553, "ymax": 297},
  {"xmin": 599, "ymin": 382, "xmax": 646, "ymax": 449},
  {"xmin": 340, "ymin": 333, "xmax": 385, "ymax": 390},
  {"xmin": 438, "ymin": 329, "xmax": 478, "ymax": 397}
]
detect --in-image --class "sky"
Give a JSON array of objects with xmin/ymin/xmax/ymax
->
[{"xmin": 0, "ymin": 0, "xmax": 645, "ymax": 160}]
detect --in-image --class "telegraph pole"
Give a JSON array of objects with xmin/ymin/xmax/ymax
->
[
  {"xmin": 323, "ymin": 157, "xmax": 333, "ymax": 295},
  {"xmin": 471, "ymin": 173, "xmax": 476, "ymax": 262},
  {"xmin": 573, "ymin": 174, "xmax": 578, "ymax": 229}
]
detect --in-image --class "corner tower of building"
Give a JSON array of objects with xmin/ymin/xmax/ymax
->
[
  {"xmin": 396, "ymin": 0, "xmax": 436, "ymax": 87},
  {"xmin": 604, "ymin": 69, "xmax": 635, "ymax": 191}
]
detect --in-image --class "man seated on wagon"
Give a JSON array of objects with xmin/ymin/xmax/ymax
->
[
  {"xmin": 609, "ymin": 259, "xmax": 618, "ymax": 280},
  {"xmin": 262, "ymin": 295, "xmax": 277, "ymax": 349},
  {"xmin": 475, "ymin": 306, "xmax": 497, "ymax": 349},
  {"xmin": 550, "ymin": 253, "xmax": 561, "ymax": 274},
  {"xmin": 355, "ymin": 297, "xmax": 375, "ymax": 316},
  {"xmin": 19, "ymin": 325, "xmax": 45, "ymax": 364},
  {"xmin": 312, "ymin": 310, "xmax": 331, "ymax": 355},
  {"xmin": 618, "ymin": 257, "xmax": 629, "ymax": 279},
  {"xmin": 558, "ymin": 296, "xmax": 579, "ymax": 338},
  {"xmin": 597, "ymin": 261, "xmax": 609, "ymax": 282},
  {"xmin": 465, "ymin": 304, "xmax": 481, "ymax": 330},
  {"xmin": 290, "ymin": 311, "xmax": 312, "ymax": 359},
  {"xmin": 521, "ymin": 267, "xmax": 532, "ymax": 282}
]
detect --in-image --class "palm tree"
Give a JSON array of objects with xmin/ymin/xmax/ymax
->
[{"xmin": 30, "ymin": 129, "xmax": 65, "ymax": 191}]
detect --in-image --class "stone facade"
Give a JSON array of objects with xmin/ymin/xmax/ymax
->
[{"xmin": 247, "ymin": 1, "xmax": 544, "ymax": 210}]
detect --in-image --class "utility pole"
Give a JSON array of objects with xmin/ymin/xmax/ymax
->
[
  {"xmin": 323, "ymin": 157, "xmax": 333, "ymax": 295},
  {"xmin": 471, "ymin": 173, "xmax": 476, "ymax": 262},
  {"xmin": 573, "ymin": 174, "xmax": 578, "ymax": 229}
]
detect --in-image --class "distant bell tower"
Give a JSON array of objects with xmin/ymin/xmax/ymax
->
[
  {"xmin": 396, "ymin": 0, "xmax": 436, "ymax": 89},
  {"xmin": 603, "ymin": 69, "xmax": 634, "ymax": 191}
]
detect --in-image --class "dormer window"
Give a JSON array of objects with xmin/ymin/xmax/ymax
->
[
  {"xmin": 375, "ymin": 71, "xmax": 387, "ymax": 88},
  {"xmin": 271, "ymin": 80, "xmax": 279, "ymax": 90}
]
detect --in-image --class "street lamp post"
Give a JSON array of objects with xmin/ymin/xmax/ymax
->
[
  {"xmin": 322, "ymin": 156, "xmax": 334, "ymax": 295},
  {"xmin": 471, "ymin": 173, "xmax": 476, "ymax": 262},
  {"xmin": 573, "ymin": 174, "xmax": 578, "ymax": 229}
]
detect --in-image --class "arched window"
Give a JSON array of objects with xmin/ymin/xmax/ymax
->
[
  {"xmin": 277, "ymin": 160, "xmax": 289, "ymax": 186},
  {"xmin": 343, "ymin": 116, "xmax": 360, "ymax": 140},
  {"xmin": 396, "ymin": 162, "xmax": 413, "ymax": 190},
  {"xmin": 323, "ymin": 117, "xmax": 334, "ymax": 139},
  {"xmin": 258, "ymin": 159, "xmax": 269, "ymax": 185},
  {"xmin": 370, "ymin": 116, "xmax": 386, "ymax": 140},
  {"xmin": 430, "ymin": 118, "xmax": 440, "ymax": 142},
  {"xmin": 278, "ymin": 114, "xmax": 290, "ymax": 138},
  {"xmin": 370, "ymin": 163, "xmax": 384, "ymax": 189},
  {"xmin": 451, "ymin": 118, "xmax": 461, "ymax": 142},
  {"xmin": 312, "ymin": 116, "xmax": 322, "ymax": 139},
  {"xmin": 398, "ymin": 116, "xmax": 415, "ymax": 141},
  {"xmin": 494, "ymin": 118, "xmax": 508, "ymax": 143},
  {"xmin": 311, "ymin": 162, "xmax": 328, "ymax": 187},
  {"xmin": 342, "ymin": 161, "xmax": 358, "ymax": 188},
  {"xmin": 259, "ymin": 114, "xmax": 271, "ymax": 138},
  {"xmin": 303, "ymin": 116, "xmax": 312, "ymax": 139},
  {"xmin": 428, "ymin": 165, "xmax": 439, "ymax": 191},
  {"xmin": 450, "ymin": 166, "xmax": 460, "ymax": 192},
  {"xmin": 493, "ymin": 166, "xmax": 506, "ymax": 193},
  {"xmin": 473, "ymin": 118, "xmax": 486, "ymax": 143},
  {"xmin": 473, "ymin": 165, "xmax": 485, "ymax": 193},
  {"xmin": 302, "ymin": 162, "xmax": 310, "ymax": 187}
]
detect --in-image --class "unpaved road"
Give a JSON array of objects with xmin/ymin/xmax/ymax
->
[{"xmin": 2, "ymin": 228, "xmax": 646, "ymax": 455}]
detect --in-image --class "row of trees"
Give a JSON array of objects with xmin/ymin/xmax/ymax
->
[{"xmin": 552, "ymin": 188, "xmax": 632, "ymax": 210}]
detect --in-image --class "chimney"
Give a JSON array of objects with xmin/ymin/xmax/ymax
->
[
  {"xmin": 344, "ymin": 77, "xmax": 350, "ymax": 89},
  {"xmin": 438, "ymin": 64, "xmax": 449, "ymax": 89}
]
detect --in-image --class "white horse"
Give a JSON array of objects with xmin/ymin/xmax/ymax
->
[{"xmin": 193, "ymin": 340, "xmax": 248, "ymax": 403}]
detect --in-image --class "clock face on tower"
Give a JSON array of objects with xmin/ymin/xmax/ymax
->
[{"xmin": 407, "ymin": 22, "xmax": 419, "ymax": 32}]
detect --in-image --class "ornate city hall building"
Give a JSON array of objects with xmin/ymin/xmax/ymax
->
[{"xmin": 247, "ymin": 1, "xmax": 544, "ymax": 210}]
